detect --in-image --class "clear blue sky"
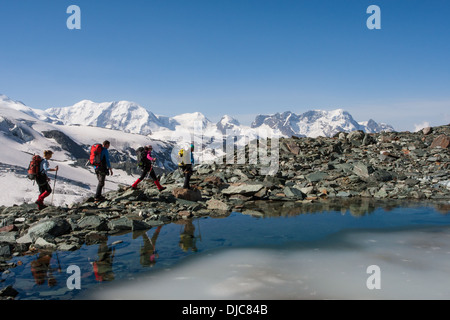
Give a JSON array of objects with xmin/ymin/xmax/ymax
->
[{"xmin": 1, "ymin": 0, "xmax": 449, "ymax": 131}]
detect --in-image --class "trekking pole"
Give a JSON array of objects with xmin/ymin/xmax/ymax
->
[{"xmin": 51, "ymin": 169, "xmax": 58, "ymax": 206}]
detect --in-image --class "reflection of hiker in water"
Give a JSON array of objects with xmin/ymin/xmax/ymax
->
[
  {"xmin": 178, "ymin": 219, "xmax": 199, "ymax": 252},
  {"xmin": 30, "ymin": 250, "xmax": 61, "ymax": 287},
  {"xmin": 92, "ymin": 240, "xmax": 115, "ymax": 282},
  {"xmin": 140, "ymin": 226, "xmax": 163, "ymax": 268}
]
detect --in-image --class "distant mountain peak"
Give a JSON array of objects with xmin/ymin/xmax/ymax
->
[
  {"xmin": 251, "ymin": 109, "xmax": 394, "ymax": 138},
  {"xmin": 43, "ymin": 97, "xmax": 394, "ymax": 140},
  {"xmin": 217, "ymin": 115, "xmax": 241, "ymax": 134}
]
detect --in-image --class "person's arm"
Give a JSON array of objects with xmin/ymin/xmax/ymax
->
[
  {"xmin": 147, "ymin": 151, "xmax": 156, "ymax": 162},
  {"xmin": 102, "ymin": 149, "xmax": 112, "ymax": 169},
  {"xmin": 103, "ymin": 149, "xmax": 113, "ymax": 175},
  {"xmin": 42, "ymin": 160, "xmax": 50, "ymax": 174}
]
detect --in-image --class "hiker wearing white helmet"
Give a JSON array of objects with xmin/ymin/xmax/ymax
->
[{"xmin": 177, "ymin": 143, "xmax": 194, "ymax": 189}]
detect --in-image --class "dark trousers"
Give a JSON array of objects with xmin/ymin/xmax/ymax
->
[
  {"xmin": 36, "ymin": 174, "xmax": 52, "ymax": 195},
  {"xmin": 139, "ymin": 166, "xmax": 158, "ymax": 181},
  {"xmin": 181, "ymin": 164, "xmax": 193, "ymax": 189},
  {"xmin": 96, "ymin": 172, "xmax": 106, "ymax": 198}
]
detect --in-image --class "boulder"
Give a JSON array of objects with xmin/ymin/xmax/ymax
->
[
  {"xmin": 353, "ymin": 162, "xmax": 374, "ymax": 180},
  {"xmin": 306, "ymin": 172, "xmax": 328, "ymax": 183},
  {"xmin": 222, "ymin": 183, "xmax": 265, "ymax": 196},
  {"xmin": 285, "ymin": 141, "xmax": 300, "ymax": 155},
  {"xmin": 203, "ymin": 176, "xmax": 224, "ymax": 186},
  {"xmin": 172, "ymin": 188, "xmax": 203, "ymax": 201},
  {"xmin": 27, "ymin": 218, "xmax": 71, "ymax": 241},
  {"xmin": 34, "ymin": 237, "xmax": 57, "ymax": 249},
  {"xmin": 430, "ymin": 134, "xmax": 450, "ymax": 149},
  {"xmin": 422, "ymin": 127, "xmax": 432, "ymax": 135},
  {"xmin": 108, "ymin": 217, "xmax": 151, "ymax": 231},
  {"xmin": 0, "ymin": 232, "xmax": 17, "ymax": 244},
  {"xmin": 206, "ymin": 199, "xmax": 231, "ymax": 211},
  {"xmin": 77, "ymin": 216, "xmax": 109, "ymax": 231},
  {"xmin": 283, "ymin": 187, "xmax": 305, "ymax": 199}
]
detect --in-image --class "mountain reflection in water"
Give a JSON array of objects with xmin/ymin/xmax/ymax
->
[{"xmin": 3, "ymin": 199, "xmax": 449, "ymax": 300}]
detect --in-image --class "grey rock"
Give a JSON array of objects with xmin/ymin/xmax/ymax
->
[
  {"xmin": 222, "ymin": 183, "xmax": 265, "ymax": 196},
  {"xmin": 16, "ymin": 234, "xmax": 33, "ymax": 244},
  {"xmin": 374, "ymin": 188, "xmax": 389, "ymax": 198},
  {"xmin": 306, "ymin": 172, "xmax": 328, "ymax": 183},
  {"xmin": 58, "ymin": 243, "xmax": 78, "ymax": 251},
  {"xmin": 336, "ymin": 191, "xmax": 351, "ymax": 197},
  {"xmin": 108, "ymin": 217, "xmax": 151, "ymax": 231},
  {"xmin": 283, "ymin": 187, "xmax": 305, "ymax": 199},
  {"xmin": 0, "ymin": 244, "xmax": 11, "ymax": 257},
  {"xmin": 0, "ymin": 232, "xmax": 17, "ymax": 244},
  {"xmin": 27, "ymin": 218, "xmax": 71, "ymax": 241},
  {"xmin": 77, "ymin": 216, "xmax": 109, "ymax": 231},
  {"xmin": 206, "ymin": 199, "xmax": 230, "ymax": 211},
  {"xmin": 404, "ymin": 179, "xmax": 419, "ymax": 186},
  {"xmin": 34, "ymin": 237, "xmax": 57, "ymax": 249},
  {"xmin": 372, "ymin": 170, "xmax": 393, "ymax": 182},
  {"xmin": 353, "ymin": 162, "xmax": 374, "ymax": 180}
]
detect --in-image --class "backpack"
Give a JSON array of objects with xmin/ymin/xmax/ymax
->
[
  {"xmin": 89, "ymin": 143, "xmax": 103, "ymax": 166},
  {"xmin": 136, "ymin": 147, "xmax": 150, "ymax": 168},
  {"xmin": 178, "ymin": 149, "xmax": 185, "ymax": 167},
  {"xmin": 27, "ymin": 155, "xmax": 42, "ymax": 180}
]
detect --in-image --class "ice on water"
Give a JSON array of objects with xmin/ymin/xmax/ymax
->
[{"xmin": 86, "ymin": 225, "xmax": 450, "ymax": 300}]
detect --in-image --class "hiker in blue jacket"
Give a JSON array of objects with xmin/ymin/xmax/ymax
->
[{"xmin": 95, "ymin": 140, "xmax": 113, "ymax": 202}]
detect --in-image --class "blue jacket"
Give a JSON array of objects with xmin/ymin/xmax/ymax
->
[
  {"xmin": 95, "ymin": 148, "xmax": 111, "ymax": 170},
  {"xmin": 39, "ymin": 159, "xmax": 50, "ymax": 175}
]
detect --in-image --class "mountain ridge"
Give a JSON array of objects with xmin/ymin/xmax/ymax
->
[{"xmin": 42, "ymin": 98, "xmax": 395, "ymax": 139}]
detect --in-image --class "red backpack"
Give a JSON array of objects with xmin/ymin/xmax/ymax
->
[
  {"xmin": 27, "ymin": 155, "xmax": 42, "ymax": 180},
  {"xmin": 89, "ymin": 144, "xmax": 103, "ymax": 166}
]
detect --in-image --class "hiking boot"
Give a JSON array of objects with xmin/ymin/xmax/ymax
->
[
  {"xmin": 158, "ymin": 187, "xmax": 167, "ymax": 192},
  {"xmin": 35, "ymin": 200, "xmax": 47, "ymax": 210}
]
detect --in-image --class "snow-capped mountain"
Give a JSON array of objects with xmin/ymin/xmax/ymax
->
[
  {"xmin": 216, "ymin": 115, "xmax": 241, "ymax": 134},
  {"xmin": 46, "ymin": 100, "xmax": 165, "ymax": 135},
  {"xmin": 358, "ymin": 119, "xmax": 395, "ymax": 134},
  {"xmin": 45, "ymin": 100, "xmax": 394, "ymax": 140},
  {"xmin": 251, "ymin": 109, "xmax": 395, "ymax": 138}
]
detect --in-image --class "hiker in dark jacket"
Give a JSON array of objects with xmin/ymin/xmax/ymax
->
[
  {"xmin": 95, "ymin": 140, "xmax": 113, "ymax": 202},
  {"xmin": 131, "ymin": 145, "xmax": 166, "ymax": 191},
  {"xmin": 35, "ymin": 150, "xmax": 58, "ymax": 210}
]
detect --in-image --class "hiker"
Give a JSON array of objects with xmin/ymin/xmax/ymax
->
[
  {"xmin": 140, "ymin": 226, "xmax": 163, "ymax": 268},
  {"xmin": 30, "ymin": 251, "xmax": 58, "ymax": 287},
  {"xmin": 177, "ymin": 219, "xmax": 198, "ymax": 252},
  {"xmin": 178, "ymin": 143, "xmax": 194, "ymax": 189},
  {"xmin": 92, "ymin": 238, "xmax": 115, "ymax": 282},
  {"xmin": 35, "ymin": 150, "xmax": 58, "ymax": 210},
  {"xmin": 94, "ymin": 140, "xmax": 113, "ymax": 202},
  {"xmin": 131, "ymin": 145, "xmax": 166, "ymax": 191}
]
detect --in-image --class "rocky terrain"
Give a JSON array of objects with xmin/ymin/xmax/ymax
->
[{"xmin": 0, "ymin": 124, "xmax": 449, "ymax": 298}]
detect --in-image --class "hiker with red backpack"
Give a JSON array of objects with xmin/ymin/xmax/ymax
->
[
  {"xmin": 34, "ymin": 150, "xmax": 58, "ymax": 210},
  {"xmin": 91, "ymin": 140, "xmax": 113, "ymax": 202},
  {"xmin": 131, "ymin": 145, "xmax": 166, "ymax": 192}
]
